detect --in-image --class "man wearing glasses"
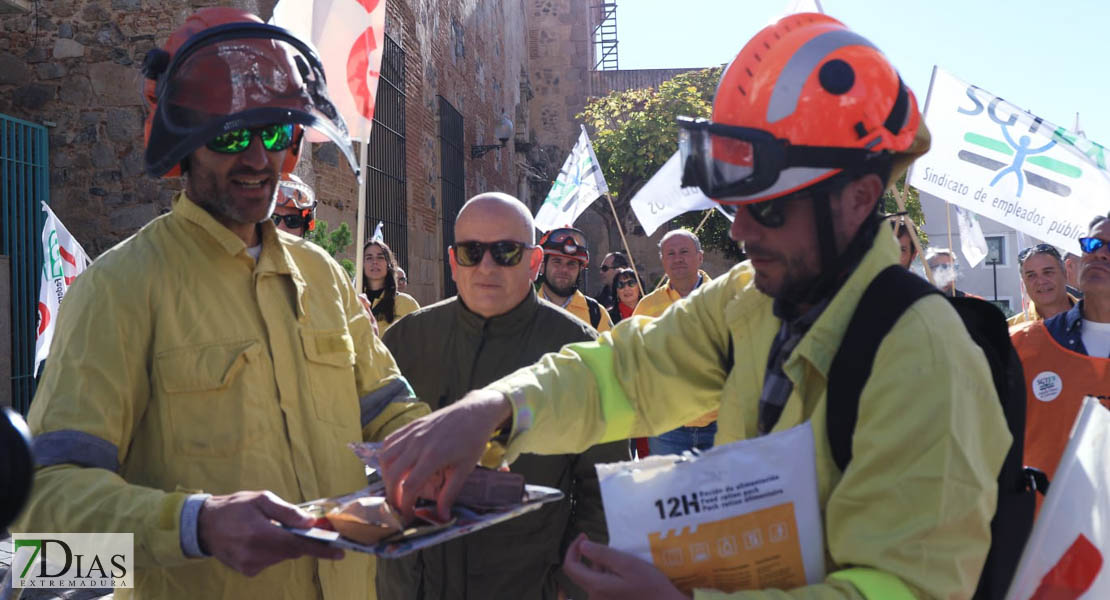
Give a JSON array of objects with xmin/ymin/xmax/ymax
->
[
  {"xmin": 377, "ymin": 192, "xmax": 628, "ymax": 599},
  {"xmin": 13, "ymin": 8, "xmax": 429, "ymax": 599},
  {"xmin": 595, "ymin": 251, "xmax": 630, "ymax": 309},
  {"xmin": 271, "ymin": 173, "xmax": 317, "ymax": 237},
  {"xmin": 1012, "ymin": 213, "xmax": 1110, "ymax": 488},
  {"xmin": 377, "ymin": 14, "xmax": 1008, "ymax": 600},
  {"xmin": 1007, "ymin": 244, "xmax": 1076, "ymax": 328}
]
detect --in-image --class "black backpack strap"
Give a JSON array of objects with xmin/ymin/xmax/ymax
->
[
  {"xmin": 585, "ymin": 295, "xmax": 602, "ymax": 329},
  {"xmin": 826, "ymin": 266, "xmax": 939, "ymax": 471}
]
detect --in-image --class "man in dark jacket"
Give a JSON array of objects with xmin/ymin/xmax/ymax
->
[{"xmin": 377, "ymin": 192, "xmax": 630, "ymax": 599}]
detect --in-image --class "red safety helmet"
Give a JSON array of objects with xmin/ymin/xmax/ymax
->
[
  {"xmin": 678, "ymin": 13, "xmax": 929, "ymax": 206},
  {"xmin": 538, "ymin": 227, "xmax": 589, "ymax": 264},
  {"xmin": 141, "ymin": 7, "xmax": 359, "ymax": 179},
  {"xmin": 275, "ymin": 172, "xmax": 317, "ymax": 232}
]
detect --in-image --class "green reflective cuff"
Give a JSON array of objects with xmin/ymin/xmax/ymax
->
[
  {"xmin": 828, "ymin": 568, "xmax": 916, "ymax": 600},
  {"xmin": 568, "ymin": 342, "xmax": 636, "ymax": 442}
]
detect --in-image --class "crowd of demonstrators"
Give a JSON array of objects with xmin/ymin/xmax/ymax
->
[
  {"xmin": 362, "ymin": 238, "xmax": 420, "ymax": 333},
  {"xmin": 606, "ymin": 267, "xmax": 642, "ymax": 325},
  {"xmin": 271, "ymin": 173, "xmax": 317, "ymax": 237},
  {"xmin": 537, "ymin": 227, "xmax": 613, "ymax": 332},
  {"xmin": 1012, "ymin": 214, "xmax": 1110, "ymax": 494},
  {"xmin": 891, "ymin": 218, "xmax": 919, "ymax": 269},
  {"xmin": 594, "ymin": 251, "xmax": 631, "ymax": 309},
  {"xmin": 380, "ymin": 13, "xmax": 1010, "ymax": 600},
  {"xmin": 12, "ymin": 8, "xmax": 431, "ymax": 598},
  {"xmin": 631, "ymin": 229, "xmax": 718, "ymax": 457},
  {"xmin": 1007, "ymin": 244, "xmax": 1077, "ymax": 327},
  {"xmin": 377, "ymin": 193, "xmax": 628, "ymax": 599}
]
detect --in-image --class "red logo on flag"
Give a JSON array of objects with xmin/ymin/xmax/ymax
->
[
  {"xmin": 347, "ymin": 0, "xmax": 382, "ymax": 121},
  {"xmin": 1031, "ymin": 534, "xmax": 1103, "ymax": 600}
]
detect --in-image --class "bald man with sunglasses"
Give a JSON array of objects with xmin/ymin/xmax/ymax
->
[{"xmin": 377, "ymin": 192, "xmax": 629, "ymax": 600}]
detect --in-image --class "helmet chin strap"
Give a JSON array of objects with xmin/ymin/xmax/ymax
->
[{"xmin": 779, "ymin": 192, "xmax": 880, "ymax": 310}]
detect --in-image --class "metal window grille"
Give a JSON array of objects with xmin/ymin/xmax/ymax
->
[
  {"xmin": 1, "ymin": 114, "xmax": 49, "ymax": 415},
  {"xmin": 365, "ymin": 34, "xmax": 408, "ymax": 276},
  {"xmin": 438, "ymin": 97, "xmax": 464, "ymax": 298}
]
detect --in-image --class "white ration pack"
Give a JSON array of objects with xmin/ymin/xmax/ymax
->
[{"xmin": 597, "ymin": 422, "xmax": 824, "ymax": 594}]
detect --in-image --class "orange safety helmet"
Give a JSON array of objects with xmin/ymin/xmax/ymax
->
[
  {"xmin": 141, "ymin": 7, "xmax": 360, "ymax": 179},
  {"xmin": 539, "ymin": 227, "xmax": 590, "ymax": 264},
  {"xmin": 274, "ymin": 172, "xmax": 317, "ymax": 232},
  {"xmin": 678, "ymin": 13, "xmax": 929, "ymax": 207}
]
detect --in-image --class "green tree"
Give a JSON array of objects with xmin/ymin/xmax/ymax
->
[{"xmin": 305, "ymin": 220, "xmax": 356, "ymax": 277}]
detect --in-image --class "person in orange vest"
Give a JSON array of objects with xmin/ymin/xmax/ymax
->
[
  {"xmin": 1012, "ymin": 213, "xmax": 1110, "ymax": 488},
  {"xmin": 1007, "ymin": 243, "xmax": 1077, "ymax": 329}
]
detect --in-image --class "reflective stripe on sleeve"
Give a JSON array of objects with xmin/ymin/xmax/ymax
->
[
  {"xmin": 32, "ymin": 429, "xmax": 121, "ymax": 472},
  {"xmin": 568, "ymin": 342, "xmax": 636, "ymax": 443},
  {"xmin": 359, "ymin": 377, "xmax": 416, "ymax": 428},
  {"xmin": 828, "ymin": 568, "xmax": 916, "ymax": 600}
]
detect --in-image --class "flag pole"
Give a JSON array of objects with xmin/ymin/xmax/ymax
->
[
  {"xmin": 354, "ymin": 139, "xmax": 369, "ymax": 291},
  {"xmin": 605, "ymin": 193, "xmax": 645, "ymax": 294}
]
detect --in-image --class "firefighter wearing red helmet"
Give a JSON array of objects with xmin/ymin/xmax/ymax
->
[
  {"xmin": 377, "ymin": 14, "xmax": 1010, "ymax": 600},
  {"xmin": 537, "ymin": 227, "xmax": 613, "ymax": 332},
  {"xmin": 14, "ymin": 7, "xmax": 428, "ymax": 599}
]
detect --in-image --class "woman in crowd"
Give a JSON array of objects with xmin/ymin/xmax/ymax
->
[
  {"xmin": 607, "ymin": 268, "xmax": 642, "ymax": 325},
  {"xmin": 362, "ymin": 239, "xmax": 420, "ymax": 333}
]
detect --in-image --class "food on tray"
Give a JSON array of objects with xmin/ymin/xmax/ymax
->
[{"xmin": 325, "ymin": 497, "xmax": 404, "ymax": 544}]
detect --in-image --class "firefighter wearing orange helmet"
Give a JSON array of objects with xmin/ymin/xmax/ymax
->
[
  {"xmin": 272, "ymin": 173, "xmax": 318, "ymax": 237},
  {"xmin": 14, "ymin": 7, "xmax": 428, "ymax": 599},
  {"xmin": 377, "ymin": 14, "xmax": 1011, "ymax": 600}
]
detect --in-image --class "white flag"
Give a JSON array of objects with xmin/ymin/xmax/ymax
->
[
  {"xmin": 270, "ymin": 0, "xmax": 386, "ymax": 141},
  {"xmin": 1006, "ymin": 398, "xmax": 1110, "ymax": 600},
  {"xmin": 370, "ymin": 221, "xmax": 384, "ymax": 243},
  {"xmin": 908, "ymin": 67, "xmax": 1110, "ymax": 254},
  {"xmin": 534, "ymin": 125, "xmax": 610, "ymax": 232},
  {"xmin": 955, "ymin": 206, "xmax": 989, "ymax": 268},
  {"xmin": 630, "ymin": 151, "xmax": 718, "ymax": 236},
  {"xmin": 35, "ymin": 202, "xmax": 91, "ymax": 375}
]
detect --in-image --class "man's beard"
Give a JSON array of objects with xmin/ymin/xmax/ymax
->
[
  {"xmin": 188, "ymin": 168, "xmax": 279, "ymax": 226},
  {"xmin": 546, "ymin": 277, "xmax": 579, "ymax": 298}
]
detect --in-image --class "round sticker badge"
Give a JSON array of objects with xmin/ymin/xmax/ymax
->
[{"xmin": 1032, "ymin": 371, "xmax": 1063, "ymax": 402}]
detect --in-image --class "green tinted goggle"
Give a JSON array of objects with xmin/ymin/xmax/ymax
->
[{"xmin": 205, "ymin": 123, "xmax": 295, "ymax": 154}]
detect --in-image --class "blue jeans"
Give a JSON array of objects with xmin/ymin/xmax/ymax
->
[{"xmin": 648, "ymin": 422, "xmax": 717, "ymax": 456}]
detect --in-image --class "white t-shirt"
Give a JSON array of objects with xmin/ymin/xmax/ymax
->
[
  {"xmin": 1080, "ymin": 319, "xmax": 1110, "ymax": 358},
  {"xmin": 246, "ymin": 244, "xmax": 262, "ymax": 261}
]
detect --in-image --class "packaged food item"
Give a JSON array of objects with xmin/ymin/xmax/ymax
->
[
  {"xmin": 456, "ymin": 467, "xmax": 526, "ymax": 510},
  {"xmin": 325, "ymin": 497, "xmax": 404, "ymax": 545}
]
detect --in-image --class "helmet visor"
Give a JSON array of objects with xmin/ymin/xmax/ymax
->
[
  {"xmin": 677, "ymin": 116, "xmax": 877, "ymax": 204},
  {"xmin": 542, "ymin": 228, "xmax": 588, "ymax": 260},
  {"xmin": 277, "ymin": 177, "xmax": 316, "ymax": 209},
  {"xmin": 145, "ymin": 23, "xmax": 359, "ymax": 179}
]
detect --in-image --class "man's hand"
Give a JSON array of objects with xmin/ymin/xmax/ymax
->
[
  {"xmin": 197, "ymin": 490, "xmax": 344, "ymax": 577},
  {"xmin": 379, "ymin": 389, "xmax": 512, "ymax": 521},
  {"xmin": 563, "ymin": 534, "xmax": 689, "ymax": 600}
]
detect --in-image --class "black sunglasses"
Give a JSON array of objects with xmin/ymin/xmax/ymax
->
[
  {"xmin": 1017, "ymin": 243, "xmax": 1061, "ymax": 264},
  {"xmin": 453, "ymin": 241, "xmax": 534, "ymax": 267},
  {"xmin": 614, "ymin": 278, "xmax": 638, "ymax": 289},
  {"xmin": 1079, "ymin": 237, "xmax": 1109, "ymax": 254},
  {"xmin": 274, "ymin": 211, "xmax": 310, "ymax": 228},
  {"xmin": 207, "ymin": 123, "xmax": 295, "ymax": 154}
]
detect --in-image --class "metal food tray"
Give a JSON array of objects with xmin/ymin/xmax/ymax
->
[{"xmin": 285, "ymin": 484, "xmax": 564, "ymax": 558}]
